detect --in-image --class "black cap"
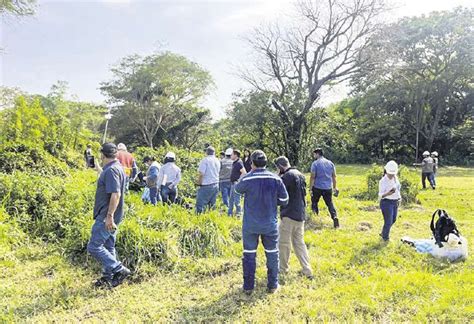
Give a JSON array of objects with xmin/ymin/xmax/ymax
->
[
  {"xmin": 100, "ymin": 143, "xmax": 117, "ymax": 155},
  {"xmin": 313, "ymin": 148, "xmax": 323, "ymax": 155}
]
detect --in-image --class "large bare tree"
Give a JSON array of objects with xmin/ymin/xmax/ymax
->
[{"xmin": 241, "ymin": 0, "xmax": 385, "ymax": 165}]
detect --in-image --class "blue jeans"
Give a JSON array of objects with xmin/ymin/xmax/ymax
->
[
  {"xmin": 228, "ymin": 183, "xmax": 242, "ymax": 216},
  {"xmin": 422, "ymin": 172, "xmax": 435, "ymax": 189},
  {"xmin": 242, "ymin": 228, "xmax": 279, "ymax": 290},
  {"xmin": 161, "ymin": 185, "xmax": 177, "ymax": 204},
  {"xmin": 149, "ymin": 187, "xmax": 161, "ymax": 205},
  {"xmin": 380, "ymin": 199, "xmax": 398, "ymax": 240},
  {"xmin": 87, "ymin": 217, "xmax": 123, "ymax": 278},
  {"xmin": 219, "ymin": 181, "xmax": 231, "ymax": 207},
  {"xmin": 195, "ymin": 184, "xmax": 219, "ymax": 214}
]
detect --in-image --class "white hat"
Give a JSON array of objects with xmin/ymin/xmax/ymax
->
[
  {"xmin": 422, "ymin": 151, "xmax": 430, "ymax": 156},
  {"xmin": 165, "ymin": 151, "xmax": 176, "ymax": 159},
  {"xmin": 225, "ymin": 148, "xmax": 233, "ymax": 156},
  {"xmin": 385, "ymin": 160, "xmax": 398, "ymax": 175},
  {"xmin": 446, "ymin": 233, "xmax": 461, "ymax": 247},
  {"xmin": 117, "ymin": 143, "xmax": 127, "ymax": 151},
  {"xmin": 431, "ymin": 151, "xmax": 438, "ymax": 157}
]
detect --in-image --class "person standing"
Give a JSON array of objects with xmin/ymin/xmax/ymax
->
[
  {"xmin": 84, "ymin": 144, "xmax": 94, "ymax": 168},
  {"xmin": 116, "ymin": 143, "xmax": 138, "ymax": 191},
  {"xmin": 219, "ymin": 148, "xmax": 234, "ymax": 208},
  {"xmin": 195, "ymin": 146, "xmax": 221, "ymax": 214},
  {"xmin": 431, "ymin": 151, "xmax": 439, "ymax": 187},
  {"xmin": 143, "ymin": 156, "xmax": 161, "ymax": 205},
  {"xmin": 416, "ymin": 151, "xmax": 435, "ymax": 189},
  {"xmin": 309, "ymin": 148, "xmax": 340, "ymax": 228},
  {"xmin": 228, "ymin": 149, "xmax": 246, "ymax": 216},
  {"xmin": 235, "ymin": 150, "xmax": 289, "ymax": 294},
  {"xmin": 156, "ymin": 151, "xmax": 181, "ymax": 204},
  {"xmin": 243, "ymin": 149, "xmax": 252, "ymax": 173},
  {"xmin": 378, "ymin": 161, "xmax": 401, "ymax": 242},
  {"xmin": 87, "ymin": 143, "xmax": 131, "ymax": 288},
  {"xmin": 275, "ymin": 156, "xmax": 313, "ymax": 279}
]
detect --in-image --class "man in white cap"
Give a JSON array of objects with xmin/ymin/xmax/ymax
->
[
  {"xmin": 156, "ymin": 151, "xmax": 181, "ymax": 204},
  {"xmin": 116, "ymin": 143, "xmax": 138, "ymax": 191},
  {"xmin": 219, "ymin": 148, "xmax": 234, "ymax": 208},
  {"xmin": 378, "ymin": 160, "xmax": 401, "ymax": 241},
  {"xmin": 196, "ymin": 146, "xmax": 221, "ymax": 213},
  {"xmin": 415, "ymin": 151, "xmax": 435, "ymax": 189}
]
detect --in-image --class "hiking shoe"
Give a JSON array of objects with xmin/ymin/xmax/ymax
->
[
  {"xmin": 267, "ymin": 285, "xmax": 279, "ymax": 294},
  {"xmin": 333, "ymin": 218, "xmax": 340, "ymax": 228},
  {"xmin": 94, "ymin": 276, "xmax": 113, "ymax": 289},
  {"xmin": 111, "ymin": 267, "xmax": 131, "ymax": 287}
]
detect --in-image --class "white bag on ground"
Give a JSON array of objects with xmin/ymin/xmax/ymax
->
[{"xmin": 402, "ymin": 234, "xmax": 468, "ymax": 261}]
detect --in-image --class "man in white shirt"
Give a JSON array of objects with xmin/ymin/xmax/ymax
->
[
  {"xmin": 195, "ymin": 146, "xmax": 221, "ymax": 214},
  {"xmin": 156, "ymin": 151, "xmax": 181, "ymax": 204}
]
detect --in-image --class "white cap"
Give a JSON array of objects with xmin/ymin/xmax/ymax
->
[
  {"xmin": 422, "ymin": 151, "xmax": 430, "ymax": 156},
  {"xmin": 165, "ymin": 151, "xmax": 176, "ymax": 159},
  {"xmin": 117, "ymin": 143, "xmax": 127, "ymax": 151},
  {"xmin": 385, "ymin": 160, "xmax": 398, "ymax": 175},
  {"xmin": 225, "ymin": 148, "xmax": 233, "ymax": 156},
  {"xmin": 446, "ymin": 233, "xmax": 461, "ymax": 247},
  {"xmin": 431, "ymin": 151, "xmax": 438, "ymax": 157}
]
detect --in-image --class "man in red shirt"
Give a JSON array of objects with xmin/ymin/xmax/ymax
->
[{"xmin": 116, "ymin": 143, "xmax": 138, "ymax": 191}]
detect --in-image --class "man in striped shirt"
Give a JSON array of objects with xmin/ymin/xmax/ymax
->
[{"xmin": 235, "ymin": 150, "xmax": 289, "ymax": 294}]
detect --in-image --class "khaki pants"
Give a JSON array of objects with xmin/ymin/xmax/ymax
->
[{"xmin": 279, "ymin": 217, "xmax": 313, "ymax": 276}]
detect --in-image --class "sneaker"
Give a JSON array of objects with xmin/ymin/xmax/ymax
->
[
  {"xmin": 267, "ymin": 285, "xmax": 279, "ymax": 294},
  {"xmin": 111, "ymin": 267, "xmax": 131, "ymax": 287},
  {"xmin": 333, "ymin": 218, "xmax": 340, "ymax": 228},
  {"xmin": 94, "ymin": 276, "xmax": 113, "ymax": 289}
]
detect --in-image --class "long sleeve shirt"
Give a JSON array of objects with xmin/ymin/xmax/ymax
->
[
  {"xmin": 235, "ymin": 168, "xmax": 289, "ymax": 234},
  {"xmin": 156, "ymin": 162, "xmax": 181, "ymax": 188},
  {"xmin": 378, "ymin": 175, "xmax": 401, "ymax": 200}
]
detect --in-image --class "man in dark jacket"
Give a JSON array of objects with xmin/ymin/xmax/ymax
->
[
  {"xmin": 275, "ymin": 156, "xmax": 313, "ymax": 278},
  {"xmin": 235, "ymin": 150, "xmax": 289, "ymax": 294}
]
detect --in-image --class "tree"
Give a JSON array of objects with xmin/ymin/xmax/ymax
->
[
  {"xmin": 0, "ymin": 0, "xmax": 35, "ymax": 17},
  {"xmin": 241, "ymin": 0, "xmax": 385, "ymax": 165},
  {"xmin": 101, "ymin": 52, "xmax": 214, "ymax": 148},
  {"xmin": 353, "ymin": 8, "xmax": 474, "ymax": 161}
]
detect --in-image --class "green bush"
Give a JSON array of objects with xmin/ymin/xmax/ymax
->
[
  {"xmin": 0, "ymin": 208, "xmax": 26, "ymax": 255},
  {"xmin": 0, "ymin": 143, "xmax": 70, "ymax": 176},
  {"xmin": 360, "ymin": 164, "xmax": 419, "ymax": 204}
]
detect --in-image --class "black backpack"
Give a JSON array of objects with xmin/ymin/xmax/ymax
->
[{"xmin": 430, "ymin": 209, "xmax": 460, "ymax": 247}]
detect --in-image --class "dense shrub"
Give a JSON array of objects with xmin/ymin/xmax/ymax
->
[
  {"xmin": 358, "ymin": 164, "xmax": 419, "ymax": 204},
  {"xmin": 0, "ymin": 208, "xmax": 26, "ymax": 255},
  {"xmin": 0, "ymin": 143, "xmax": 70, "ymax": 176}
]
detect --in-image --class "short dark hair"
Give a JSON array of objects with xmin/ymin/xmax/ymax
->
[
  {"xmin": 251, "ymin": 150, "xmax": 267, "ymax": 167},
  {"xmin": 274, "ymin": 156, "xmax": 290, "ymax": 168},
  {"xmin": 233, "ymin": 149, "xmax": 241, "ymax": 158},
  {"xmin": 313, "ymin": 148, "xmax": 324, "ymax": 156},
  {"xmin": 143, "ymin": 156, "xmax": 155, "ymax": 163}
]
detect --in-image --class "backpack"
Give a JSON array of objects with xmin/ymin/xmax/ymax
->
[{"xmin": 430, "ymin": 209, "xmax": 460, "ymax": 247}]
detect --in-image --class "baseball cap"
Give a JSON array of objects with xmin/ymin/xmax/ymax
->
[
  {"xmin": 165, "ymin": 151, "xmax": 176, "ymax": 159},
  {"xmin": 100, "ymin": 143, "xmax": 117, "ymax": 155},
  {"xmin": 225, "ymin": 148, "xmax": 233, "ymax": 156},
  {"xmin": 385, "ymin": 160, "xmax": 398, "ymax": 175}
]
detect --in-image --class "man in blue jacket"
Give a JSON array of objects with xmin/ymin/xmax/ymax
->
[{"xmin": 235, "ymin": 150, "xmax": 289, "ymax": 294}]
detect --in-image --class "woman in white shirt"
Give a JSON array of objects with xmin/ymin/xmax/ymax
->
[{"xmin": 378, "ymin": 160, "xmax": 401, "ymax": 241}]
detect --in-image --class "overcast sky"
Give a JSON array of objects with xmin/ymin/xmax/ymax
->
[{"xmin": 1, "ymin": 0, "xmax": 472, "ymax": 119}]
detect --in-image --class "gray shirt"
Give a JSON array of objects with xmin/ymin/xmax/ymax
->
[
  {"xmin": 421, "ymin": 157, "xmax": 434, "ymax": 173},
  {"xmin": 93, "ymin": 160, "xmax": 126, "ymax": 224},
  {"xmin": 198, "ymin": 155, "xmax": 221, "ymax": 185},
  {"xmin": 219, "ymin": 157, "xmax": 233, "ymax": 182}
]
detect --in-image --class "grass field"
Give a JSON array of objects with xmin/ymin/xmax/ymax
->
[{"xmin": 1, "ymin": 165, "xmax": 473, "ymax": 322}]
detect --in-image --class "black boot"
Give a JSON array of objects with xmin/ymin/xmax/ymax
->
[{"xmin": 333, "ymin": 218, "xmax": 340, "ymax": 228}]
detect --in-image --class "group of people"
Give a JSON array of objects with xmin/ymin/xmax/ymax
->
[{"xmin": 84, "ymin": 141, "xmax": 438, "ymax": 293}]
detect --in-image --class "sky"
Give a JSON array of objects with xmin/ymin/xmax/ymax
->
[{"xmin": 1, "ymin": 0, "xmax": 472, "ymax": 119}]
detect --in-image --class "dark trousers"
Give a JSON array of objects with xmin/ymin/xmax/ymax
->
[
  {"xmin": 161, "ymin": 184, "xmax": 177, "ymax": 204},
  {"xmin": 311, "ymin": 188, "xmax": 337, "ymax": 219},
  {"xmin": 422, "ymin": 172, "xmax": 435, "ymax": 189},
  {"xmin": 242, "ymin": 228, "xmax": 279, "ymax": 290},
  {"xmin": 380, "ymin": 199, "xmax": 398, "ymax": 240}
]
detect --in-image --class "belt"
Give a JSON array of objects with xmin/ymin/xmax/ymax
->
[{"xmin": 200, "ymin": 183, "xmax": 218, "ymax": 187}]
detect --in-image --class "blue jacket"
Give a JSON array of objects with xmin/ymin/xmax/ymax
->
[{"xmin": 235, "ymin": 168, "xmax": 289, "ymax": 234}]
